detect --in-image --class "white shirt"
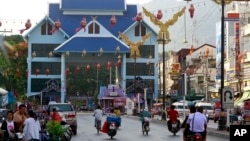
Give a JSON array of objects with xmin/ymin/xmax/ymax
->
[
  {"xmin": 7, "ymin": 121, "xmax": 15, "ymax": 138},
  {"xmin": 94, "ymin": 109, "xmax": 103, "ymax": 120},
  {"xmin": 23, "ymin": 118, "xmax": 41, "ymax": 141},
  {"xmin": 187, "ymin": 112, "xmax": 207, "ymax": 132}
]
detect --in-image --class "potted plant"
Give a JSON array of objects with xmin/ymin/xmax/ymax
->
[{"xmin": 46, "ymin": 121, "xmax": 64, "ymax": 141}]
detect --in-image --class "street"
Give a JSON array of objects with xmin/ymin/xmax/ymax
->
[{"xmin": 71, "ymin": 113, "xmax": 228, "ymax": 141}]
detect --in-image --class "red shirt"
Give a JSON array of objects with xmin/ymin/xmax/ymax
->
[
  {"xmin": 50, "ymin": 112, "xmax": 62, "ymax": 123},
  {"xmin": 168, "ymin": 109, "xmax": 178, "ymax": 121}
]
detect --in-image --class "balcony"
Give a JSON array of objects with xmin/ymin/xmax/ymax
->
[{"xmin": 241, "ymin": 24, "xmax": 250, "ymax": 37}]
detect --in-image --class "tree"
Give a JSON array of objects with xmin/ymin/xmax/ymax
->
[{"xmin": 0, "ymin": 35, "xmax": 27, "ymax": 99}]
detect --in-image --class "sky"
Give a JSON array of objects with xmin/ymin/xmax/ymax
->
[
  {"xmin": 0, "ymin": 0, "xmax": 222, "ymax": 51},
  {"xmin": 0, "ymin": 0, "xmax": 152, "ymax": 35}
]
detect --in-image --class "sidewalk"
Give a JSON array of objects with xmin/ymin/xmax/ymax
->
[{"xmin": 124, "ymin": 114, "xmax": 230, "ymax": 138}]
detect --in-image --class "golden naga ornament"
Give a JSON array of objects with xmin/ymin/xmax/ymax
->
[
  {"xmin": 142, "ymin": 7, "xmax": 186, "ymax": 44},
  {"xmin": 118, "ymin": 32, "xmax": 151, "ymax": 58}
]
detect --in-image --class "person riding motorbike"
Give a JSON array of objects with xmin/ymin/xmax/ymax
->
[
  {"xmin": 139, "ymin": 108, "xmax": 151, "ymax": 130},
  {"xmin": 167, "ymin": 105, "xmax": 180, "ymax": 131},
  {"xmin": 183, "ymin": 105, "xmax": 196, "ymax": 141},
  {"xmin": 186, "ymin": 106, "xmax": 207, "ymax": 141}
]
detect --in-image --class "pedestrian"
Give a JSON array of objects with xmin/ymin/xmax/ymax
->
[
  {"xmin": 13, "ymin": 104, "xmax": 27, "ymax": 132},
  {"xmin": 0, "ymin": 110, "xmax": 19, "ymax": 141},
  {"xmin": 23, "ymin": 110, "xmax": 41, "ymax": 141}
]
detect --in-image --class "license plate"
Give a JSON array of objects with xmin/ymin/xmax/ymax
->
[
  {"xmin": 172, "ymin": 124, "xmax": 177, "ymax": 128},
  {"xmin": 109, "ymin": 126, "xmax": 115, "ymax": 129}
]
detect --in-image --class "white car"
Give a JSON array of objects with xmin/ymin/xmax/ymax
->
[{"xmin": 195, "ymin": 102, "xmax": 213, "ymax": 119}]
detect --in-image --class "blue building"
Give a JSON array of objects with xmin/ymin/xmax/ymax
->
[{"xmin": 24, "ymin": 0, "xmax": 159, "ymax": 105}]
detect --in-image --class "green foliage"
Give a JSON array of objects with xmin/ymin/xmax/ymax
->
[{"xmin": 46, "ymin": 121, "xmax": 64, "ymax": 137}]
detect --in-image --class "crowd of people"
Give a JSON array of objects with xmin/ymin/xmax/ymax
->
[{"xmin": 0, "ymin": 104, "xmax": 66, "ymax": 141}]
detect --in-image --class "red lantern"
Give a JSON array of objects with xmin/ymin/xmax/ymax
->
[
  {"xmin": 117, "ymin": 59, "xmax": 121, "ymax": 67},
  {"xmin": 107, "ymin": 61, "xmax": 111, "ymax": 70},
  {"xmin": 15, "ymin": 68, "xmax": 20, "ymax": 77},
  {"xmin": 205, "ymin": 48, "xmax": 210, "ymax": 58},
  {"xmin": 156, "ymin": 10, "xmax": 162, "ymax": 20},
  {"xmin": 35, "ymin": 69, "xmax": 40, "ymax": 76},
  {"xmin": 75, "ymin": 18, "xmax": 87, "ymax": 32},
  {"xmin": 50, "ymin": 19, "xmax": 61, "ymax": 34},
  {"xmin": 109, "ymin": 15, "xmax": 116, "ymax": 28},
  {"xmin": 97, "ymin": 63, "xmax": 101, "ymax": 70},
  {"xmin": 19, "ymin": 19, "xmax": 32, "ymax": 34},
  {"xmin": 136, "ymin": 12, "xmax": 143, "ymax": 22},
  {"xmin": 25, "ymin": 69, "xmax": 29, "ymax": 78},
  {"xmin": 189, "ymin": 4, "xmax": 195, "ymax": 19},
  {"xmin": 189, "ymin": 45, "xmax": 194, "ymax": 55},
  {"xmin": 75, "ymin": 66, "xmax": 80, "ymax": 74},
  {"xmin": 46, "ymin": 68, "xmax": 50, "ymax": 76},
  {"xmin": 86, "ymin": 64, "xmax": 91, "ymax": 72},
  {"xmin": 65, "ymin": 67, "xmax": 70, "ymax": 76}
]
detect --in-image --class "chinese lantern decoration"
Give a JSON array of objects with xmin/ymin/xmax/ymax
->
[
  {"xmin": 132, "ymin": 12, "xmax": 143, "ymax": 22},
  {"xmin": 205, "ymin": 48, "xmax": 209, "ymax": 58},
  {"xmin": 109, "ymin": 15, "xmax": 116, "ymax": 28},
  {"xmin": 97, "ymin": 63, "xmax": 101, "ymax": 71},
  {"xmin": 25, "ymin": 69, "xmax": 29, "ymax": 78},
  {"xmin": 117, "ymin": 59, "xmax": 121, "ymax": 67},
  {"xmin": 75, "ymin": 18, "xmax": 87, "ymax": 32},
  {"xmin": 45, "ymin": 68, "xmax": 50, "ymax": 76},
  {"xmin": 50, "ymin": 19, "xmax": 61, "ymax": 34},
  {"xmin": 35, "ymin": 69, "xmax": 40, "ymax": 76},
  {"xmin": 189, "ymin": 4, "xmax": 195, "ymax": 19},
  {"xmin": 15, "ymin": 68, "xmax": 20, "ymax": 77},
  {"xmin": 155, "ymin": 10, "xmax": 162, "ymax": 20},
  {"xmin": 86, "ymin": 64, "xmax": 91, "ymax": 73},
  {"xmin": 65, "ymin": 67, "xmax": 70, "ymax": 76},
  {"xmin": 19, "ymin": 19, "xmax": 32, "ymax": 34},
  {"xmin": 107, "ymin": 61, "xmax": 111, "ymax": 70},
  {"xmin": 238, "ymin": 53, "xmax": 243, "ymax": 64},
  {"xmin": 75, "ymin": 66, "xmax": 80, "ymax": 74},
  {"xmin": 189, "ymin": 45, "xmax": 194, "ymax": 55}
]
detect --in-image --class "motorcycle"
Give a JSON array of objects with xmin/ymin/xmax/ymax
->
[
  {"xmin": 169, "ymin": 121, "xmax": 179, "ymax": 136},
  {"xmin": 61, "ymin": 124, "xmax": 73, "ymax": 141},
  {"xmin": 186, "ymin": 133, "xmax": 203, "ymax": 141},
  {"xmin": 142, "ymin": 117, "xmax": 150, "ymax": 135},
  {"xmin": 107, "ymin": 122, "xmax": 117, "ymax": 139}
]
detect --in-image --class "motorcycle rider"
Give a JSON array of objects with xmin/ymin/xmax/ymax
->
[
  {"xmin": 167, "ymin": 105, "xmax": 180, "ymax": 131},
  {"xmin": 139, "ymin": 107, "xmax": 151, "ymax": 130},
  {"xmin": 183, "ymin": 105, "xmax": 196, "ymax": 141},
  {"xmin": 186, "ymin": 106, "xmax": 207, "ymax": 141}
]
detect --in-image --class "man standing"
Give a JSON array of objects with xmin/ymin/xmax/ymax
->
[{"xmin": 13, "ymin": 104, "xmax": 27, "ymax": 132}]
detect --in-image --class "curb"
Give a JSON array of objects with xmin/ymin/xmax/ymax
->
[{"xmin": 124, "ymin": 115, "xmax": 229, "ymax": 138}]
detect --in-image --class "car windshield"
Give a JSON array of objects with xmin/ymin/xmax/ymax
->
[
  {"xmin": 49, "ymin": 104, "xmax": 73, "ymax": 112},
  {"xmin": 177, "ymin": 105, "xmax": 188, "ymax": 109}
]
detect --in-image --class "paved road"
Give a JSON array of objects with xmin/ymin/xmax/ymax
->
[{"xmin": 71, "ymin": 113, "xmax": 228, "ymax": 141}]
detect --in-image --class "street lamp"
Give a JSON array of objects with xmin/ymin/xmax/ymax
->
[{"xmin": 158, "ymin": 33, "xmax": 170, "ymax": 110}]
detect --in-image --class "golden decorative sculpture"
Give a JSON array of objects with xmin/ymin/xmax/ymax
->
[
  {"xmin": 118, "ymin": 32, "xmax": 151, "ymax": 58},
  {"xmin": 142, "ymin": 7, "xmax": 186, "ymax": 44}
]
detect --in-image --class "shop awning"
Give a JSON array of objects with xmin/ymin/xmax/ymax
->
[{"xmin": 234, "ymin": 91, "xmax": 250, "ymax": 107}]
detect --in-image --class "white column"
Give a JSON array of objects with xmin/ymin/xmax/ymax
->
[
  {"xmin": 144, "ymin": 88, "xmax": 148, "ymax": 109},
  {"xmin": 61, "ymin": 54, "xmax": 66, "ymax": 103}
]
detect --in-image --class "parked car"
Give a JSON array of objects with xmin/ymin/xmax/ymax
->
[
  {"xmin": 80, "ymin": 104, "xmax": 88, "ymax": 111},
  {"xmin": 48, "ymin": 103, "xmax": 78, "ymax": 135}
]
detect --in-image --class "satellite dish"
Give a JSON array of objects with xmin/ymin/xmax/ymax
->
[{"xmin": 0, "ymin": 88, "xmax": 8, "ymax": 95}]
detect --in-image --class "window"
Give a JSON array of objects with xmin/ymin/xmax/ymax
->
[
  {"xmin": 41, "ymin": 22, "xmax": 53, "ymax": 35},
  {"xmin": 135, "ymin": 24, "xmax": 146, "ymax": 36},
  {"xmin": 88, "ymin": 22, "xmax": 100, "ymax": 34}
]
